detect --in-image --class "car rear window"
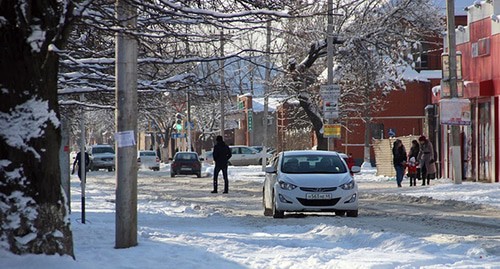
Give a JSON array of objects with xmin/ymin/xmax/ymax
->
[
  {"xmin": 281, "ymin": 155, "xmax": 347, "ymax": 174},
  {"xmin": 92, "ymin": 147, "xmax": 114, "ymax": 154},
  {"xmin": 140, "ymin": 151, "xmax": 156, "ymax": 156},
  {"xmin": 175, "ymin": 153, "xmax": 197, "ymax": 160}
]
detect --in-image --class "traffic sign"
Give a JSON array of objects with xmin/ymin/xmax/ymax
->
[
  {"xmin": 184, "ymin": 121, "xmax": 194, "ymax": 129},
  {"xmin": 323, "ymin": 124, "xmax": 341, "ymax": 138},
  {"xmin": 247, "ymin": 109, "xmax": 253, "ymax": 131},
  {"xmin": 171, "ymin": 133, "xmax": 186, "ymax": 139},
  {"xmin": 321, "ymin": 85, "xmax": 340, "ymax": 119}
]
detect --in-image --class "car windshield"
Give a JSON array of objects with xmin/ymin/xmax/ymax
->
[
  {"xmin": 281, "ymin": 154, "xmax": 347, "ymax": 174},
  {"xmin": 175, "ymin": 153, "xmax": 197, "ymax": 160},
  {"xmin": 140, "ymin": 151, "xmax": 156, "ymax": 156},
  {"xmin": 92, "ymin": 147, "xmax": 114, "ymax": 154}
]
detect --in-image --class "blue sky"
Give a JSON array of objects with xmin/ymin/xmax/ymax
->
[{"xmin": 434, "ymin": 0, "xmax": 474, "ymax": 15}]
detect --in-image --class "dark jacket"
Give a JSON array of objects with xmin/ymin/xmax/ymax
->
[
  {"xmin": 213, "ymin": 141, "xmax": 232, "ymax": 166},
  {"xmin": 392, "ymin": 144, "xmax": 407, "ymax": 167},
  {"xmin": 73, "ymin": 151, "xmax": 90, "ymax": 168},
  {"xmin": 408, "ymin": 144, "xmax": 419, "ymax": 160}
]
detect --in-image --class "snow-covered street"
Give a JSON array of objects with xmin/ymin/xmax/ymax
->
[{"xmin": 2, "ymin": 165, "xmax": 500, "ymax": 268}]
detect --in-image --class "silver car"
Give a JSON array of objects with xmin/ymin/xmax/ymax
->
[
  {"xmin": 229, "ymin": 145, "xmax": 272, "ymax": 166},
  {"xmin": 263, "ymin": 150, "xmax": 360, "ymax": 218}
]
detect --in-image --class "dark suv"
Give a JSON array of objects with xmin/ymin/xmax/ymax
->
[{"xmin": 170, "ymin": 152, "xmax": 201, "ymax": 178}]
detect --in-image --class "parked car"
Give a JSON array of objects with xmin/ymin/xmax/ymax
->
[
  {"xmin": 201, "ymin": 150, "xmax": 214, "ymax": 165},
  {"xmin": 170, "ymin": 152, "xmax": 202, "ymax": 178},
  {"xmin": 229, "ymin": 145, "xmax": 272, "ymax": 166},
  {"xmin": 250, "ymin": 146, "xmax": 275, "ymax": 153},
  {"xmin": 137, "ymin": 150, "xmax": 160, "ymax": 171},
  {"xmin": 262, "ymin": 150, "xmax": 360, "ymax": 218},
  {"xmin": 87, "ymin": 144, "xmax": 115, "ymax": 172}
]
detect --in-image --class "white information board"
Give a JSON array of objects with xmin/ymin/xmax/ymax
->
[{"xmin": 115, "ymin": 130, "xmax": 136, "ymax": 148}]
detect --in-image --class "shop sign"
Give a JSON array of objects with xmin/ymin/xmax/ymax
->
[{"xmin": 440, "ymin": 98, "xmax": 471, "ymax": 125}]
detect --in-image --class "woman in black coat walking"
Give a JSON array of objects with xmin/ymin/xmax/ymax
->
[{"xmin": 392, "ymin": 139, "xmax": 407, "ymax": 188}]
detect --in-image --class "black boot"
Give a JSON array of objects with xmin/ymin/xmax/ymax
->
[{"xmin": 212, "ymin": 180, "xmax": 218, "ymax": 193}]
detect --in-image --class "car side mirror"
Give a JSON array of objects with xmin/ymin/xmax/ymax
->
[
  {"xmin": 265, "ymin": 166, "xmax": 277, "ymax": 173},
  {"xmin": 351, "ymin": 166, "xmax": 361, "ymax": 173}
]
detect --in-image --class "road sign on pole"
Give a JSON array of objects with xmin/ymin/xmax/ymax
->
[
  {"xmin": 323, "ymin": 124, "xmax": 341, "ymax": 138},
  {"xmin": 320, "ymin": 85, "xmax": 340, "ymax": 119}
]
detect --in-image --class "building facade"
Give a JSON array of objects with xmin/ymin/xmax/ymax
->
[{"xmin": 437, "ymin": 0, "xmax": 500, "ymax": 183}]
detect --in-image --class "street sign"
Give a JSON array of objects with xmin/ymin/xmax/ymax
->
[
  {"xmin": 171, "ymin": 133, "xmax": 187, "ymax": 139},
  {"xmin": 247, "ymin": 109, "xmax": 253, "ymax": 131},
  {"xmin": 320, "ymin": 85, "xmax": 340, "ymax": 119},
  {"xmin": 388, "ymin": 128, "xmax": 396, "ymax": 137},
  {"xmin": 323, "ymin": 124, "xmax": 341, "ymax": 138},
  {"xmin": 184, "ymin": 121, "xmax": 194, "ymax": 129}
]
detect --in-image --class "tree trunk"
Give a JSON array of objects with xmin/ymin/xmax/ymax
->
[
  {"xmin": 0, "ymin": 1, "xmax": 74, "ymax": 257},
  {"xmin": 298, "ymin": 95, "xmax": 328, "ymax": 150}
]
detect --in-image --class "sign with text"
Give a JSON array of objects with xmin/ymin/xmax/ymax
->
[
  {"xmin": 320, "ymin": 85, "xmax": 340, "ymax": 119},
  {"xmin": 440, "ymin": 98, "xmax": 471, "ymax": 125},
  {"xmin": 323, "ymin": 124, "xmax": 341, "ymax": 138},
  {"xmin": 247, "ymin": 109, "xmax": 253, "ymax": 131},
  {"xmin": 115, "ymin": 130, "xmax": 136, "ymax": 148}
]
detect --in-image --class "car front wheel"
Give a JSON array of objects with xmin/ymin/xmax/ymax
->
[
  {"xmin": 346, "ymin": 210, "xmax": 358, "ymax": 217},
  {"xmin": 272, "ymin": 194, "xmax": 284, "ymax": 219}
]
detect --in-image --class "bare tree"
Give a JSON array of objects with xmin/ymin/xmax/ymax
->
[{"xmin": 280, "ymin": 0, "xmax": 442, "ymax": 152}]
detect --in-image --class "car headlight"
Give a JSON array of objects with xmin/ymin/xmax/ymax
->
[
  {"xmin": 339, "ymin": 180, "xmax": 355, "ymax": 190},
  {"xmin": 278, "ymin": 180, "xmax": 297, "ymax": 190}
]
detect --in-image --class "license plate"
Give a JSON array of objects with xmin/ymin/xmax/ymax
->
[
  {"xmin": 306, "ymin": 193, "xmax": 332, "ymax": 200},
  {"xmin": 181, "ymin": 167, "xmax": 192, "ymax": 171}
]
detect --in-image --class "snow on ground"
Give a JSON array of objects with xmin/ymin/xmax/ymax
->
[{"xmin": 2, "ymin": 164, "xmax": 500, "ymax": 268}]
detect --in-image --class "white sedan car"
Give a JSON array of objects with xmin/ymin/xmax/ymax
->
[
  {"xmin": 263, "ymin": 150, "xmax": 360, "ymax": 218},
  {"xmin": 137, "ymin": 150, "xmax": 160, "ymax": 171}
]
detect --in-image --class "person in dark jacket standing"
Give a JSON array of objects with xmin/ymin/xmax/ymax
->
[
  {"xmin": 392, "ymin": 139, "xmax": 407, "ymax": 188},
  {"xmin": 212, "ymin": 135, "xmax": 232, "ymax": 193},
  {"xmin": 72, "ymin": 149, "xmax": 90, "ymax": 182}
]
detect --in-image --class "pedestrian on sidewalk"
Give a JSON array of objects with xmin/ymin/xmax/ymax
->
[
  {"xmin": 72, "ymin": 149, "xmax": 90, "ymax": 182},
  {"xmin": 392, "ymin": 139, "xmax": 407, "ymax": 188},
  {"xmin": 212, "ymin": 135, "xmax": 232, "ymax": 194},
  {"xmin": 407, "ymin": 157, "xmax": 419, "ymax": 187},
  {"xmin": 417, "ymin": 135, "xmax": 436, "ymax": 186}
]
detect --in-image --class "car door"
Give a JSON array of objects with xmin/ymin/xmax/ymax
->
[
  {"xmin": 230, "ymin": 147, "xmax": 241, "ymax": 165},
  {"xmin": 264, "ymin": 154, "xmax": 280, "ymax": 209},
  {"xmin": 239, "ymin": 146, "xmax": 259, "ymax": 165}
]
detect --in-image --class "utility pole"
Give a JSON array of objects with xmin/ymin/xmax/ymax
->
[
  {"xmin": 79, "ymin": 94, "xmax": 86, "ymax": 223},
  {"xmin": 187, "ymin": 92, "xmax": 192, "ymax": 151},
  {"xmin": 219, "ymin": 30, "xmax": 225, "ymax": 137},
  {"xmin": 115, "ymin": 0, "xmax": 138, "ymax": 248},
  {"xmin": 326, "ymin": 0, "xmax": 334, "ymax": 151},
  {"xmin": 262, "ymin": 20, "xmax": 271, "ymax": 171},
  {"xmin": 446, "ymin": 0, "xmax": 462, "ymax": 184}
]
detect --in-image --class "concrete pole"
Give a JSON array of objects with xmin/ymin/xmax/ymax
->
[
  {"xmin": 326, "ymin": 0, "xmax": 334, "ymax": 151},
  {"xmin": 220, "ymin": 30, "xmax": 225, "ymax": 137},
  {"xmin": 79, "ymin": 94, "xmax": 86, "ymax": 223},
  {"xmin": 262, "ymin": 20, "xmax": 271, "ymax": 171},
  {"xmin": 187, "ymin": 92, "xmax": 192, "ymax": 151},
  {"xmin": 446, "ymin": 0, "xmax": 462, "ymax": 184},
  {"xmin": 115, "ymin": 0, "xmax": 138, "ymax": 248}
]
